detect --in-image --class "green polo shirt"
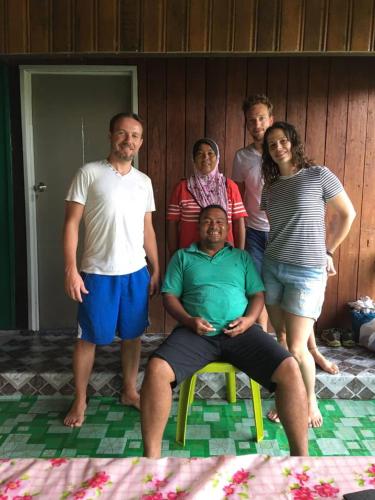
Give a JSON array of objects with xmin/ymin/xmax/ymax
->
[{"xmin": 162, "ymin": 243, "xmax": 265, "ymax": 335}]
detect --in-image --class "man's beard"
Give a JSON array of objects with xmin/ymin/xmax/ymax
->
[{"xmin": 113, "ymin": 149, "xmax": 134, "ymax": 162}]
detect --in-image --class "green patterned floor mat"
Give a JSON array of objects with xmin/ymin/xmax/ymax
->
[{"xmin": 0, "ymin": 397, "xmax": 374, "ymax": 458}]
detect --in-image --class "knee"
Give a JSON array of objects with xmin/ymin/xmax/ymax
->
[
  {"xmin": 272, "ymin": 356, "xmax": 302, "ymax": 385},
  {"xmin": 143, "ymin": 357, "xmax": 175, "ymax": 384},
  {"xmin": 289, "ymin": 345, "xmax": 308, "ymax": 364}
]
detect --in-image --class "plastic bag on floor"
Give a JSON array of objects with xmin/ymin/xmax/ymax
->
[{"xmin": 359, "ymin": 318, "xmax": 375, "ymax": 352}]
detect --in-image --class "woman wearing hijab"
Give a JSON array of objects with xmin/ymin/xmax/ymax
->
[{"xmin": 167, "ymin": 138, "xmax": 247, "ymax": 254}]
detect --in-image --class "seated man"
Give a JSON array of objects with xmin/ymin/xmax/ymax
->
[{"xmin": 141, "ymin": 204, "xmax": 309, "ymax": 457}]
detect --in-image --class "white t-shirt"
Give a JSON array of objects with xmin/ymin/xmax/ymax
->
[
  {"xmin": 232, "ymin": 145, "xmax": 270, "ymax": 232},
  {"xmin": 66, "ymin": 160, "xmax": 156, "ymax": 275}
]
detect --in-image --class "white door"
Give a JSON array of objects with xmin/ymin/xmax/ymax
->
[{"xmin": 20, "ymin": 66, "xmax": 138, "ymax": 330}]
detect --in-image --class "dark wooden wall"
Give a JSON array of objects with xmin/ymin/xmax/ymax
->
[
  {"xmin": 133, "ymin": 56, "xmax": 375, "ymax": 333},
  {"xmin": 0, "ymin": 0, "xmax": 374, "ymax": 55}
]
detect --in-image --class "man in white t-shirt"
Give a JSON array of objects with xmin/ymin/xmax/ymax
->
[
  {"xmin": 232, "ymin": 95, "xmax": 339, "ymax": 385},
  {"xmin": 63, "ymin": 112, "xmax": 160, "ymax": 427}
]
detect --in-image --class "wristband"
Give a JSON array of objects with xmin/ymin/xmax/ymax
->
[{"xmin": 326, "ymin": 250, "xmax": 334, "ymax": 258}]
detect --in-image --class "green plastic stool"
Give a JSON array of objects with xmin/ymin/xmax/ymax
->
[{"xmin": 176, "ymin": 362, "xmax": 264, "ymax": 446}]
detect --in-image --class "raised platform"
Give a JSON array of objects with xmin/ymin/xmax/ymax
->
[{"xmin": 0, "ymin": 331, "xmax": 374, "ymax": 400}]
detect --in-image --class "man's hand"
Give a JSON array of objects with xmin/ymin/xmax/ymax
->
[
  {"xmin": 223, "ymin": 317, "xmax": 253, "ymax": 337},
  {"xmin": 326, "ymin": 255, "xmax": 336, "ymax": 277},
  {"xmin": 149, "ymin": 271, "xmax": 160, "ymax": 297},
  {"xmin": 64, "ymin": 269, "xmax": 89, "ymax": 302},
  {"xmin": 186, "ymin": 317, "xmax": 215, "ymax": 335}
]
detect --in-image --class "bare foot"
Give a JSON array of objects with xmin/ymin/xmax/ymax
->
[
  {"xmin": 309, "ymin": 348, "xmax": 339, "ymax": 374},
  {"xmin": 267, "ymin": 408, "xmax": 280, "ymax": 423},
  {"xmin": 308, "ymin": 400, "xmax": 323, "ymax": 428},
  {"xmin": 64, "ymin": 399, "xmax": 87, "ymax": 427},
  {"xmin": 120, "ymin": 392, "xmax": 140, "ymax": 410}
]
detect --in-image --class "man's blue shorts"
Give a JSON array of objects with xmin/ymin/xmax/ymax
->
[
  {"xmin": 77, "ymin": 266, "xmax": 150, "ymax": 345},
  {"xmin": 245, "ymin": 227, "xmax": 269, "ymax": 276}
]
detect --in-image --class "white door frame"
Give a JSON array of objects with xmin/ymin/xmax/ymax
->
[{"xmin": 19, "ymin": 65, "xmax": 138, "ymax": 331}]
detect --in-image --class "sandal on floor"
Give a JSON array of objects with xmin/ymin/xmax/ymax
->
[
  {"xmin": 321, "ymin": 328, "xmax": 341, "ymax": 347},
  {"xmin": 341, "ymin": 329, "xmax": 356, "ymax": 348}
]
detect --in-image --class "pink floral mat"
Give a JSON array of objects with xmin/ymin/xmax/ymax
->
[{"xmin": 0, "ymin": 455, "xmax": 374, "ymax": 499}]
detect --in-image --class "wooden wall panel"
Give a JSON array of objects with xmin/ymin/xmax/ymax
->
[
  {"xmin": 337, "ymin": 60, "xmax": 369, "ymax": 319},
  {"xmin": 224, "ymin": 59, "xmax": 247, "ymax": 177},
  {"xmin": 166, "ymin": 0, "xmax": 186, "ymax": 52},
  {"xmin": 1, "ymin": 0, "xmax": 375, "ymax": 55},
  {"xmin": 6, "ymin": 0, "xmax": 28, "ymax": 53},
  {"xmin": 119, "ymin": 0, "xmax": 141, "ymax": 52},
  {"xmin": 233, "ymin": 0, "xmax": 255, "ymax": 52},
  {"xmin": 97, "ymin": 0, "xmax": 117, "ymax": 52},
  {"xmin": 211, "ymin": 0, "xmax": 233, "ymax": 52},
  {"xmin": 350, "ymin": 0, "xmax": 374, "ymax": 51},
  {"xmin": 165, "ymin": 59, "xmax": 186, "ymax": 331},
  {"xmin": 280, "ymin": 0, "xmax": 303, "ymax": 52},
  {"xmin": 188, "ymin": 0, "xmax": 209, "ymax": 51},
  {"xmin": 256, "ymin": 0, "xmax": 278, "ymax": 51},
  {"xmin": 146, "ymin": 60, "xmax": 167, "ymax": 332},
  {"xmin": 358, "ymin": 64, "xmax": 375, "ymax": 298},
  {"xmin": 29, "ymin": 0, "xmax": 50, "ymax": 53},
  {"xmin": 318, "ymin": 58, "xmax": 349, "ymax": 330},
  {"xmin": 143, "ymin": 0, "xmax": 165, "ymax": 52},
  {"xmin": 305, "ymin": 59, "xmax": 329, "ymax": 164},
  {"xmin": 246, "ymin": 58, "xmax": 268, "ymax": 96},
  {"xmin": 75, "ymin": 0, "xmax": 95, "ymax": 52},
  {"xmin": 286, "ymin": 58, "xmax": 308, "ymax": 138},
  {"xmin": 267, "ymin": 59, "xmax": 288, "ymax": 120},
  {"xmin": 206, "ymin": 58, "xmax": 227, "ymax": 167},
  {"xmin": 326, "ymin": 0, "xmax": 350, "ymax": 51},
  {"xmin": 166, "ymin": 60, "xmax": 186, "ymax": 209},
  {"xmin": 5, "ymin": 54, "xmax": 375, "ymax": 332},
  {"xmin": 185, "ymin": 59, "xmax": 205, "ymax": 173},
  {"xmin": 303, "ymin": 0, "xmax": 326, "ymax": 51},
  {"xmin": 52, "ymin": 0, "xmax": 73, "ymax": 52},
  {"xmin": 142, "ymin": 55, "xmax": 375, "ymax": 332}
]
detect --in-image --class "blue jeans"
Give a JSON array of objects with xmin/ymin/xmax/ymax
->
[{"xmin": 245, "ymin": 227, "xmax": 269, "ymax": 276}]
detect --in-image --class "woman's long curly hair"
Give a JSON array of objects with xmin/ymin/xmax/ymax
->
[{"xmin": 262, "ymin": 121, "xmax": 315, "ymax": 186}]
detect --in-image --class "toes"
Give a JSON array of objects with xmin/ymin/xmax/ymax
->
[
  {"xmin": 310, "ymin": 416, "xmax": 323, "ymax": 428},
  {"xmin": 267, "ymin": 409, "xmax": 280, "ymax": 423}
]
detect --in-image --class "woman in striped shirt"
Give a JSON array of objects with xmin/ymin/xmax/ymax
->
[
  {"xmin": 261, "ymin": 122, "xmax": 356, "ymax": 428},
  {"xmin": 167, "ymin": 138, "xmax": 247, "ymax": 254}
]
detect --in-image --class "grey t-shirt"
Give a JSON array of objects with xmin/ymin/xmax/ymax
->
[
  {"xmin": 232, "ymin": 145, "xmax": 270, "ymax": 232},
  {"xmin": 260, "ymin": 166, "xmax": 343, "ymax": 268}
]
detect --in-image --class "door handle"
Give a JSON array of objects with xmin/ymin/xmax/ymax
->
[{"xmin": 33, "ymin": 182, "xmax": 47, "ymax": 193}]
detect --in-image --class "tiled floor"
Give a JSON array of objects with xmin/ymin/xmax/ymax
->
[
  {"xmin": 0, "ymin": 396, "xmax": 374, "ymax": 459},
  {"xmin": 0, "ymin": 331, "xmax": 374, "ymax": 399}
]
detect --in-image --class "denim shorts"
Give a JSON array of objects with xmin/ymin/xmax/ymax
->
[
  {"xmin": 245, "ymin": 227, "xmax": 269, "ymax": 276},
  {"xmin": 262, "ymin": 257, "xmax": 327, "ymax": 320}
]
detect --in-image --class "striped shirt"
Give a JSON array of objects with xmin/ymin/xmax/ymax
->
[
  {"xmin": 260, "ymin": 166, "xmax": 343, "ymax": 267},
  {"xmin": 167, "ymin": 178, "xmax": 247, "ymax": 248}
]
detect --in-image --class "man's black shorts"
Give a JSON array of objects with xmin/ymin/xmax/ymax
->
[{"xmin": 152, "ymin": 324, "xmax": 291, "ymax": 393}]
